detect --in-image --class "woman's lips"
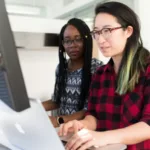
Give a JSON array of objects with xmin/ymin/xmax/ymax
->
[
  {"xmin": 70, "ymin": 51, "xmax": 79, "ymax": 55},
  {"xmin": 100, "ymin": 47, "xmax": 110, "ymax": 51}
]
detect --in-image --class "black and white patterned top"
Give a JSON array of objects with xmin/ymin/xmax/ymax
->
[{"xmin": 52, "ymin": 58, "xmax": 103, "ymax": 115}]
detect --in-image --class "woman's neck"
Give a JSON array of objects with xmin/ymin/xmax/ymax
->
[
  {"xmin": 112, "ymin": 54, "xmax": 123, "ymax": 74},
  {"xmin": 68, "ymin": 58, "xmax": 84, "ymax": 71}
]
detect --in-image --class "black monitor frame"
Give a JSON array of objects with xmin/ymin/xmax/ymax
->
[{"xmin": 0, "ymin": 0, "xmax": 30, "ymax": 112}]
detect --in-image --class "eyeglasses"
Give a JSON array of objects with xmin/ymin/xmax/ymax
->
[
  {"xmin": 91, "ymin": 26, "xmax": 124, "ymax": 41},
  {"xmin": 62, "ymin": 37, "xmax": 83, "ymax": 46}
]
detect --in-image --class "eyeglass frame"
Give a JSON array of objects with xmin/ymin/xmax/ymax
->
[
  {"xmin": 91, "ymin": 26, "xmax": 125, "ymax": 40},
  {"xmin": 62, "ymin": 36, "xmax": 83, "ymax": 47}
]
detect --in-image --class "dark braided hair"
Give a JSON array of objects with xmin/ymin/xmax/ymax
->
[{"xmin": 54, "ymin": 18, "xmax": 93, "ymax": 109}]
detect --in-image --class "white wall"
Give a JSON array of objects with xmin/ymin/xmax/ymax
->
[
  {"xmin": 6, "ymin": 0, "xmax": 48, "ymax": 6},
  {"xmin": 14, "ymin": 32, "xmax": 45, "ymax": 49},
  {"xmin": 47, "ymin": 0, "xmax": 95, "ymax": 18},
  {"xmin": 11, "ymin": 0, "xmax": 150, "ymax": 103},
  {"xmin": 17, "ymin": 48, "xmax": 58, "ymax": 101},
  {"xmin": 134, "ymin": 0, "xmax": 150, "ymax": 50},
  {"xmin": 9, "ymin": 15, "xmax": 66, "ymax": 33}
]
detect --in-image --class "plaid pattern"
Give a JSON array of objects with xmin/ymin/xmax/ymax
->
[{"xmin": 86, "ymin": 59, "xmax": 150, "ymax": 150}]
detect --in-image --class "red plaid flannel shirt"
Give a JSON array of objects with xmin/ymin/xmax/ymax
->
[{"xmin": 86, "ymin": 59, "xmax": 150, "ymax": 150}]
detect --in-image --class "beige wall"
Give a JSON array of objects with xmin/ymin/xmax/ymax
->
[{"xmin": 18, "ymin": 48, "xmax": 58, "ymax": 101}]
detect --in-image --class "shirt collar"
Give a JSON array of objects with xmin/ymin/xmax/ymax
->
[{"xmin": 104, "ymin": 58, "xmax": 114, "ymax": 72}]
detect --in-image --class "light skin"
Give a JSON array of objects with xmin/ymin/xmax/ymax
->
[
  {"xmin": 58, "ymin": 13, "xmax": 150, "ymax": 150},
  {"xmin": 94, "ymin": 13, "xmax": 133, "ymax": 73},
  {"xmin": 42, "ymin": 25, "xmax": 86, "ymax": 127}
]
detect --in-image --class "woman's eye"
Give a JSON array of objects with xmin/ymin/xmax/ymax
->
[
  {"xmin": 65, "ymin": 40, "xmax": 70, "ymax": 44},
  {"xmin": 103, "ymin": 29, "xmax": 110, "ymax": 33},
  {"xmin": 95, "ymin": 31, "xmax": 100, "ymax": 35}
]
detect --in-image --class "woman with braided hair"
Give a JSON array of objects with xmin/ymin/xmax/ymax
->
[{"xmin": 43, "ymin": 18, "xmax": 103, "ymax": 127}]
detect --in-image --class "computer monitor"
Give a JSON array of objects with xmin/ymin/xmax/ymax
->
[{"xmin": 0, "ymin": 0, "xmax": 30, "ymax": 112}]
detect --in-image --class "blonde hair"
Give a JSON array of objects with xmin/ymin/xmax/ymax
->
[{"xmin": 116, "ymin": 43, "xmax": 149, "ymax": 95}]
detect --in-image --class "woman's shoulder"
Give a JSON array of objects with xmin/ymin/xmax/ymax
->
[{"xmin": 91, "ymin": 58, "xmax": 103, "ymax": 65}]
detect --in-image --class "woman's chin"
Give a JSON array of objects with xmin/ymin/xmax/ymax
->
[{"xmin": 102, "ymin": 53, "xmax": 111, "ymax": 57}]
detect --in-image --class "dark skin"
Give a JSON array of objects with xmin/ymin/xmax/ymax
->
[{"xmin": 42, "ymin": 25, "xmax": 86, "ymax": 127}]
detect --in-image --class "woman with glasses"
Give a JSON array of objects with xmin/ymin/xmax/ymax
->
[
  {"xmin": 42, "ymin": 18, "xmax": 103, "ymax": 127},
  {"xmin": 58, "ymin": 2, "xmax": 150, "ymax": 150}
]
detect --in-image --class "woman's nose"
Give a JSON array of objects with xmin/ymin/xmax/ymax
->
[{"xmin": 97, "ymin": 34, "xmax": 106, "ymax": 44}]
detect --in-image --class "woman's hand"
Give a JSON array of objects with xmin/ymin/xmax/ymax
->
[
  {"xmin": 65, "ymin": 128, "xmax": 108, "ymax": 150},
  {"xmin": 58, "ymin": 120, "xmax": 84, "ymax": 137}
]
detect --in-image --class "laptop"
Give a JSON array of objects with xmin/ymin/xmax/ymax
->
[
  {"xmin": 0, "ymin": 98, "xmax": 65, "ymax": 150},
  {"xmin": 0, "ymin": 99, "xmax": 127, "ymax": 150}
]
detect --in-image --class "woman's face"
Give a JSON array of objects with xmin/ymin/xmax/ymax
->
[
  {"xmin": 93, "ymin": 13, "xmax": 132, "ymax": 58},
  {"xmin": 63, "ymin": 25, "xmax": 84, "ymax": 60}
]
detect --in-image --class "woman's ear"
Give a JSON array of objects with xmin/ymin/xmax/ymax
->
[{"xmin": 126, "ymin": 26, "xmax": 133, "ymax": 38}]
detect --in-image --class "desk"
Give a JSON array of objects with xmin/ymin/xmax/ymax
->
[{"xmin": 88, "ymin": 144, "xmax": 126, "ymax": 150}]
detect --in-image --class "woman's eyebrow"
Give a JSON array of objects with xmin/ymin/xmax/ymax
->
[
  {"xmin": 64, "ymin": 35, "xmax": 81, "ymax": 39},
  {"xmin": 93, "ymin": 27, "xmax": 99, "ymax": 30},
  {"xmin": 93, "ymin": 25, "xmax": 112, "ymax": 30},
  {"xmin": 74, "ymin": 35, "xmax": 82, "ymax": 38},
  {"xmin": 63, "ymin": 36, "xmax": 70, "ymax": 39}
]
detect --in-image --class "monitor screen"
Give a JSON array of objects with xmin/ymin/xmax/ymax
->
[{"xmin": 0, "ymin": 0, "xmax": 30, "ymax": 112}]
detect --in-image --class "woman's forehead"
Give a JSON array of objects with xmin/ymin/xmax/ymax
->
[
  {"xmin": 64, "ymin": 25, "xmax": 80, "ymax": 36},
  {"xmin": 94, "ymin": 13, "xmax": 119, "ymax": 29}
]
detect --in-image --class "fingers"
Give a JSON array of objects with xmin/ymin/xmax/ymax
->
[
  {"xmin": 58, "ymin": 122, "xmax": 69, "ymax": 136},
  {"xmin": 78, "ymin": 140, "xmax": 94, "ymax": 150},
  {"xmin": 72, "ymin": 120, "xmax": 79, "ymax": 134},
  {"xmin": 66, "ymin": 135, "xmax": 93, "ymax": 150},
  {"xmin": 65, "ymin": 129, "xmax": 93, "ymax": 150},
  {"xmin": 58, "ymin": 120, "xmax": 78, "ymax": 136}
]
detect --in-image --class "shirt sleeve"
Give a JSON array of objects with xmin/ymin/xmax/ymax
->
[
  {"xmin": 91, "ymin": 58, "xmax": 103, "ymax": 74},
  {"xmin": 140, "ymin": 65, "xmax": 150, "ymax": 125}
]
